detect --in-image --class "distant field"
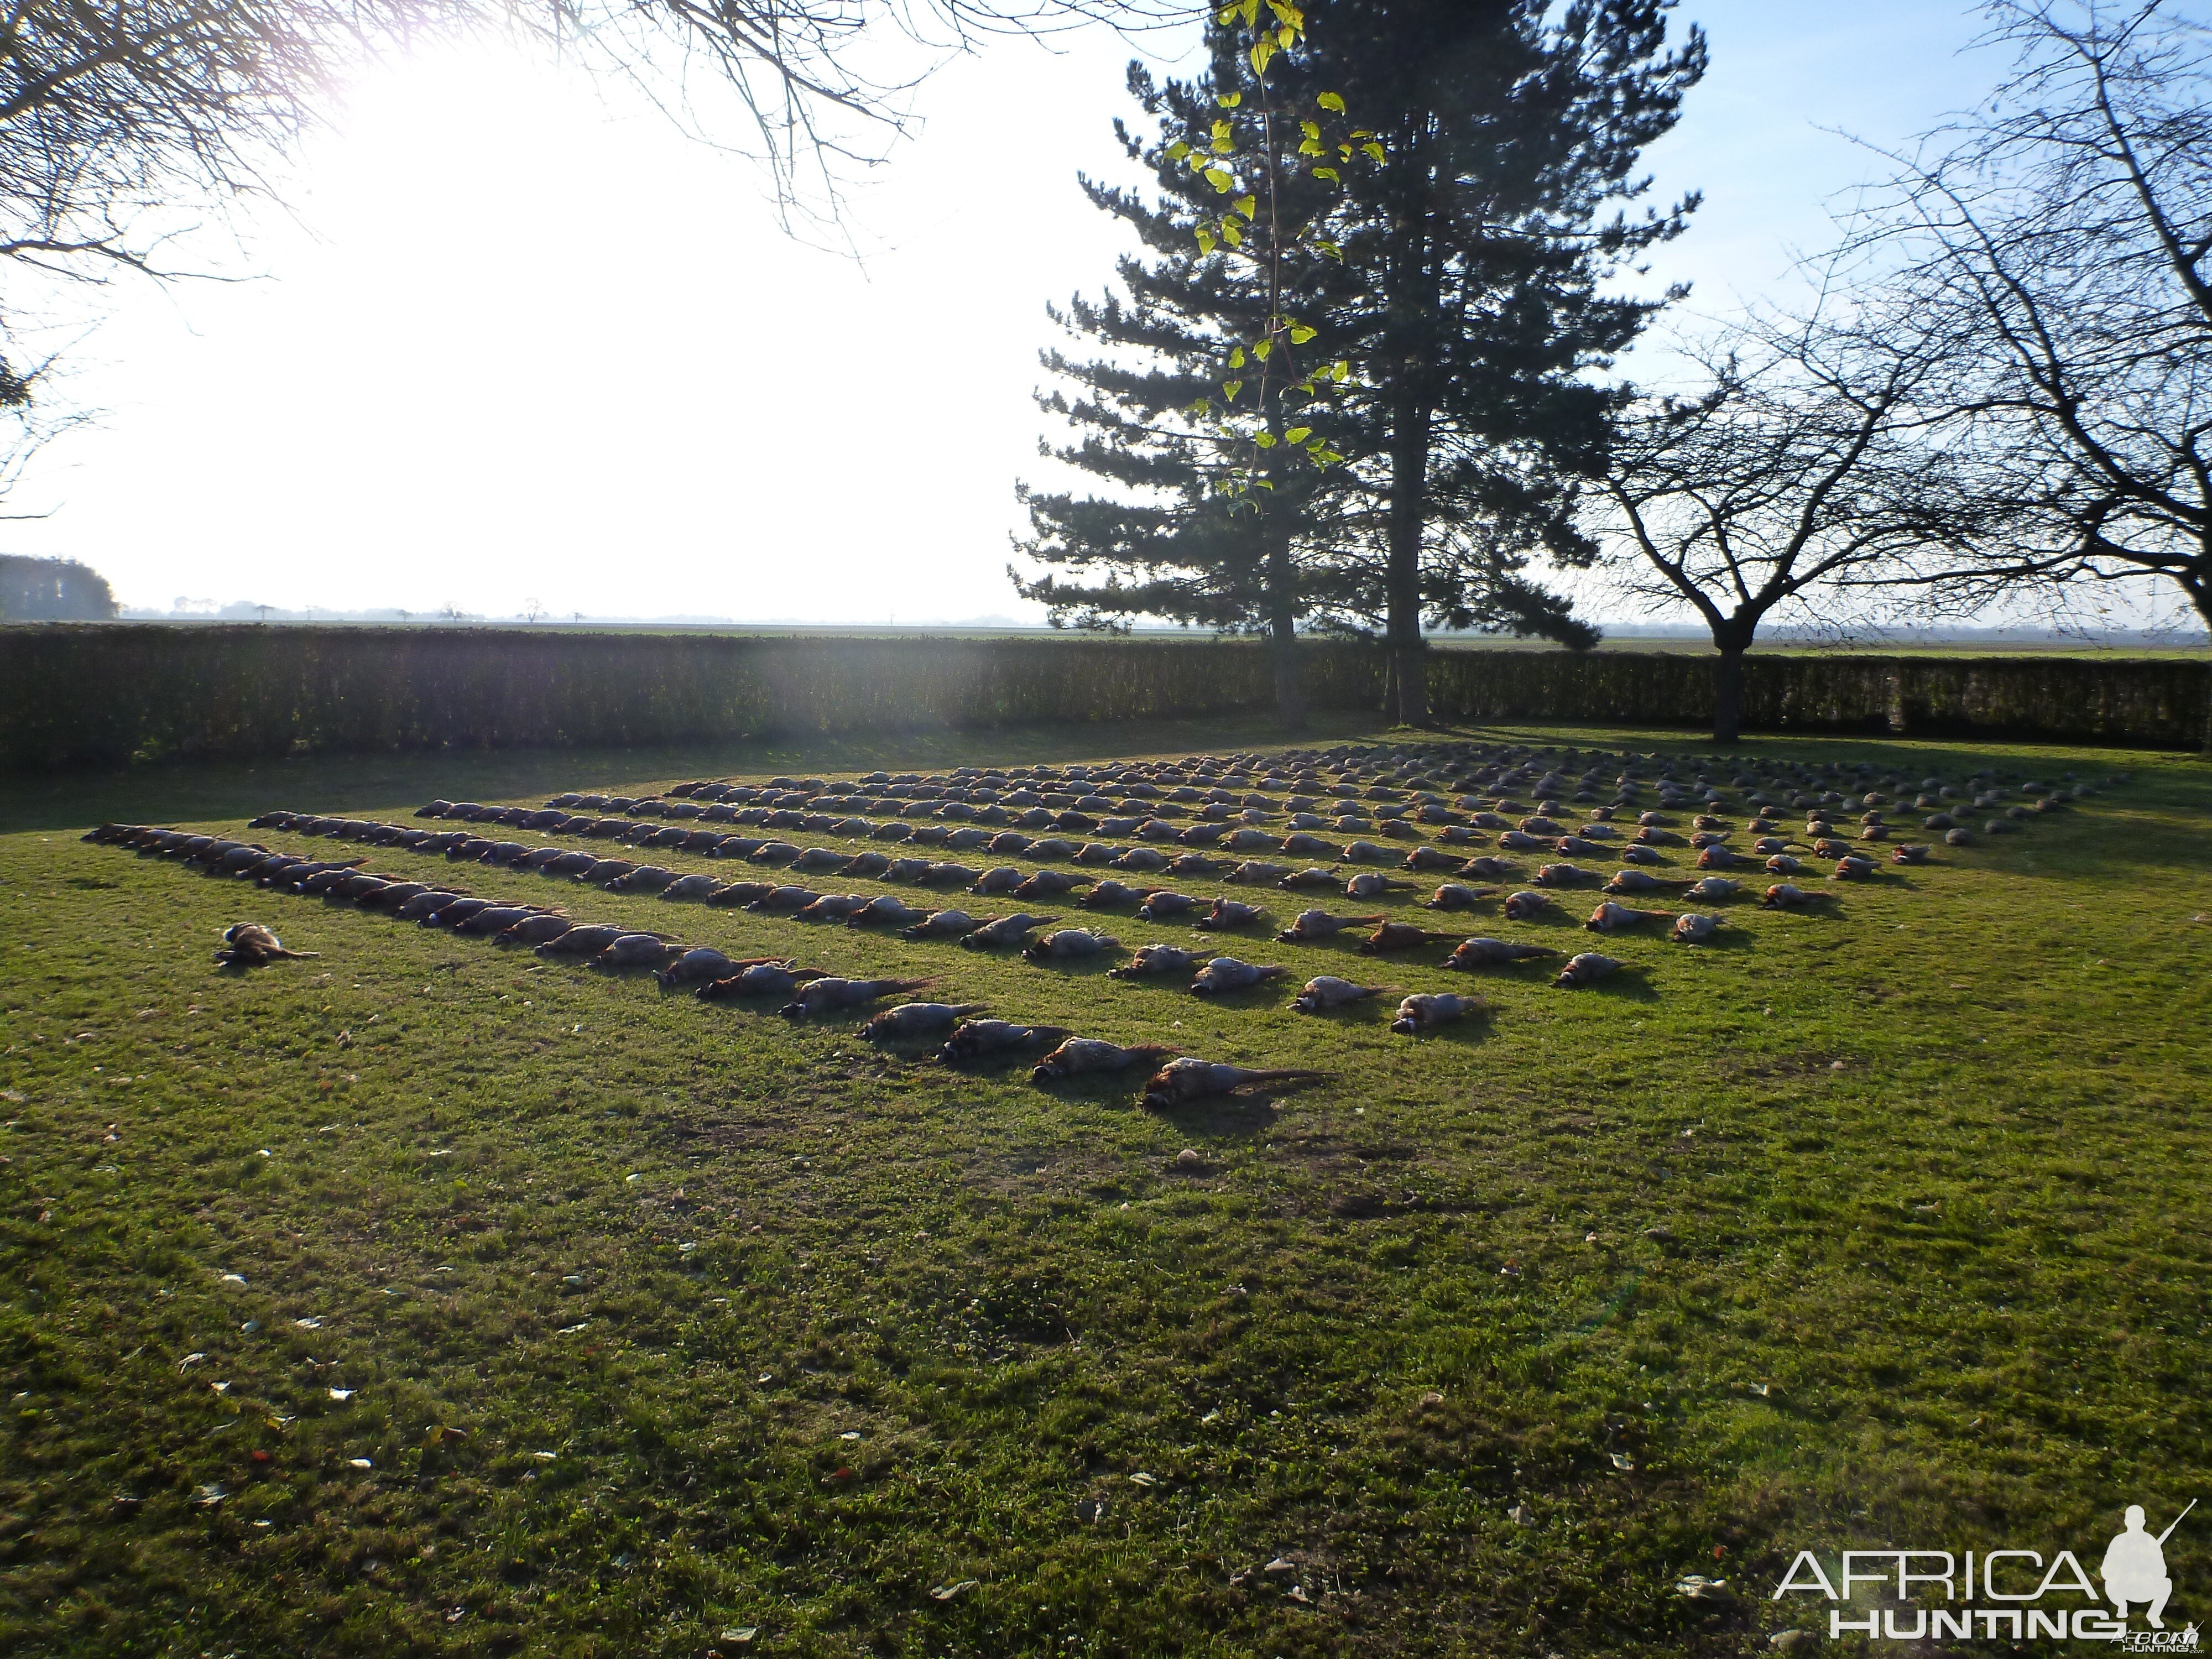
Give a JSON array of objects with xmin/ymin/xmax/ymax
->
[
  {"xmin": 3, "ymin": 718, "xmax": 2207, "ymax": 1657},
  {"xmin": 87, "ymin": 618, "xmax": 2212, "ymax": 659},
  {"xmin": 1440, "ymin": 635, "xmax": 2212, "ymax": 660}
]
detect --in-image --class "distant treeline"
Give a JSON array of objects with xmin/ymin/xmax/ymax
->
[
  {"xmin": 0, "ymin": 556, "xmax": 117, "ymax": 622},
  {"xmin": 0, "ymin": 625, "xmax": 2204, "ymax": 770}
]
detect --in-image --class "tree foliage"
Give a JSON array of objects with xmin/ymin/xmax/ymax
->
[
  {"xmin": 1017, "ymin": 0, "xmax": 1707, "ymax": 723},
  {"xmin": 1306, "ymin": 0, "xmax": 1705, "ymax": 719}
]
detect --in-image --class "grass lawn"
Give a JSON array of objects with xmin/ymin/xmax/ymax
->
[{"xmin": 3, "ymin": 718, "xmax": 2208, "ymax": 1657}]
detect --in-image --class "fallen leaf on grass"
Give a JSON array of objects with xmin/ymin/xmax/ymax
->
[
  {"xmin": 930, "ymin": 1580, "xmax": 978, "ymax": 1601},
  {"xmin": 327, "ymin": 1388, "xmax": 355, "ymax": 1402}
]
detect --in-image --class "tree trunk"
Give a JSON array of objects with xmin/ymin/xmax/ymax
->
[
  {"xmin": 2187, "ymin": 575, "xmax": 2212, "ymax": 755},
  {"xmin": 1381, "ymin": 130, "xmax": 1433, "ymax": 729},
  {"xmin": 1712, "ymin": 648, "xmax": 1748, "ymax": 745},
  {"xmin": 1265, "ymin": 524, "xmax": 1305, "ymax": 731},
  {"xmin": 1384, "ymin": 394, "xmax": 1430, "ymax": 725}
]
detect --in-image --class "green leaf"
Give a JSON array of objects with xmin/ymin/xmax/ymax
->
[
  {"xmin": 1250, "ymin": 39, "xmax": 1275, "ymax": 74},
  {"xmin": 1313, "ymin": 238, "xmax": 1342, "ymax": 258},
  {"xmin": 1220, "ymin": 220, "xmax": 1244, "ymax": 247},
  {"xmin": 1223, "ymin": 379, "xmax": 1243, "ymax": 400},
  {"xmin": 1234, "ymin": 194, "xmax": 1258, "ymax": 221},
  {"xmin": 1228, "ymin": 346, "xmax": 1246, "ymax": 369},
  {"xmin": 1211, "ymin": 119, "xmax": 1233, "ymax": 151},
  {"xmin": 1329, "ymin": 359, "xmax": 1350, "ymax": 382},
  {"xmin": 1254, "ymin": 431, "xmax": 1277, "ymax": 448},
  {"xmin": 1362, "ymin": 142, "xmax": 1386, "ymax": 164},
  {"xmin": 1166, "ymin": 139, "xmax": 1192, "ymax": 161},
  {"xmin": 1215, "ymin": 92, "xmax": 1242, "ymax": 110},
  {"xmin": 1251, "ymin": 478, "xmax": 1276, "ymax": 490},
  {"xmin": 1311, "ymin": 166, "xmax": 1340, "ymax": 183},
  {"xmin": 1285, "ymin": 426, "xmax": 1312, "ymax": 445},
  {"xmin": 1253, "ymin": 338, "xmax": 1272, "ymax": 361},
  {"xmin": 1278, "ymin": 23, "xmax": 1296, "ymax": 46},
  {"xmin": 1289, "ymin": 325, "xmax": 1317, "ymax": 345},
  {"xmin": 1300, "ymin": 120, "xmax": 1321, "ymax": 142},
  {"xmin": 1204, "ymin": 168, "xmax": 1235, "ymax": 192},
  {"xmin": 1298, "ymin": 138, "xmax": 1324, "ymax": 157},
  {"xmin": 1316, "ymin": 91, "xmax": 1346, "ymax": 113},
  {"xmin": 1239, "ymin": 0, "xmax": 1259, "ymax": 25},
  {"xmin": 1195, "ymin": 227, "xmax": 1217, "ymax": 254}
]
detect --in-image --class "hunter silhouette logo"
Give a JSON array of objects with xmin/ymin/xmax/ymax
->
[
  {"xmin": 1770, "ymin": 1496, "xmax": 2199, "ymax": 1644},
  {"xmin": 2105, "ymin": 1501, "xmax": 2190, "ymax": 1629}
]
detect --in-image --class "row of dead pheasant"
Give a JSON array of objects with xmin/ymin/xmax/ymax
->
[
  {"xmin": 83, "ymin": 820, "xmax": 1597, "ymax": 1026},
  {"xmin": 81, "ymin": 823, "xmax": 1441, "ymax": 1109},
  {"xmin": 80, "ymin": 742, "xmax": 2127, "ymax": 1097}
]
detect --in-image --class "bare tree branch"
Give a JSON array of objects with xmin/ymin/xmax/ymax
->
[{"xmin": 1835, "ymin": 0, "xmax": 2212, "ymax": 646}]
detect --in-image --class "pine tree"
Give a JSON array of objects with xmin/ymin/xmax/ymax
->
[
  {"xmin": 1020, "ymin": 2, "xmax": 1701, "ymax": 723},
  {"xmin": 1018, "ymin": 7, "xmax": 1625, "ymax": 722},
  {"xmin": 1295, "ymin": 0, "xmax": 1709, "ymax": 722},
  {"xmin": 1014, "ymin": 34, "xmax": 1355, "ymax": 730}
]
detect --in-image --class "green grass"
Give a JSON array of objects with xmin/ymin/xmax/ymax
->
[{"xmin": 3, "ymin": 719, "xmax": 2209, "ymax": 1657}]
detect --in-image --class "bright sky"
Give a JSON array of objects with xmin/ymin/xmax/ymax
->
[{"xmin": 6, "ymin": 1, "xmax": 2015, "ymax": 624}]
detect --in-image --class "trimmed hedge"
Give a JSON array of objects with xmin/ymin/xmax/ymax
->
[
  {"xmin": 0, "ymin": 625, "xmax": 2204, "ymax": 770},
  {"xmin": 0, "ymin": 627, "xmax": 1382, "ymax": 770},
  {"xmin": 1425, "ymin": 650, "xmax": 2211, "ymax": 748}
]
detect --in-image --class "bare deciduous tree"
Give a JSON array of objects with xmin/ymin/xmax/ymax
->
[
  {"xmin": 0, "ymin": 0, "xmax": 1191, "ymax": 514},
  {"xmin": 1595, "ymin": 314, "xmax": 1974, "ymax": 742},
  {"xmin": 0, "ymin": 0, "xmax": 1192, "ymax": 285},
  {"xmin": 1843, "ymin": 0, "xmax": 2212, "ymax": 646}
]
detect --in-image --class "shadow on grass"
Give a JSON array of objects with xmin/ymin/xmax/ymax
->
[
  {"xmin": 1138, "ymin": 1091, "xmax": 1287, "ymax": 1140},
  {"xmin": 1688, "ymin": 927, "xmax": 1757, "ymax": 954},
  {"xmin": 1019, "ymin": 954, "xmax": 1125, "ymax": 979},
  {"xmin": 1559, "ymin": 972, "xmax": 1662, "ymax": 1004}
]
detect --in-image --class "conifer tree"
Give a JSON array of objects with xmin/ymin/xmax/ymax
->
[
  {"xmin": 1014, "ymin": 22, "xmax": 1360, "ymax": 731},
  {"xmin": 1019, "ymin": 0, "xmax": 1706, "ymax": 724},
  {"xmin": 1308, "ymin": 0, "xmax": 1708, "ymax": 722}
]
